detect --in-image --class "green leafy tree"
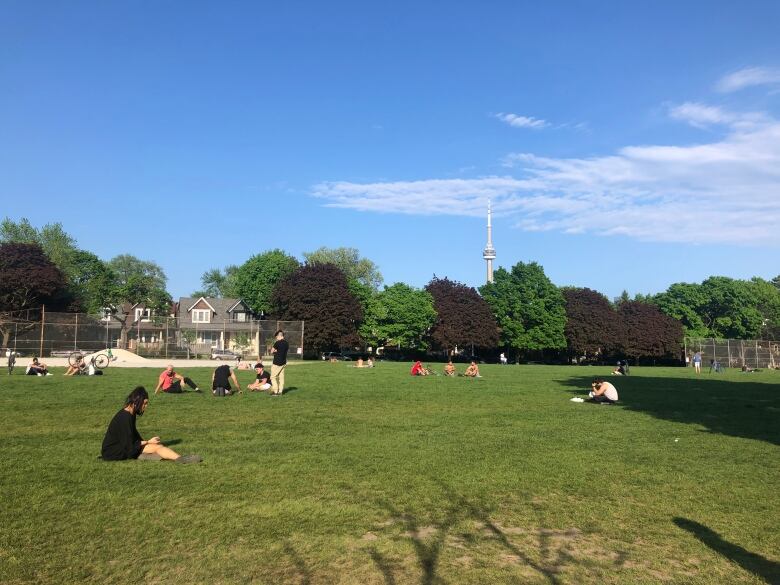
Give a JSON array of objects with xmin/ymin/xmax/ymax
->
[
  {"xmin": 193, "ymin": 266, "xmax": 239, "ymax": 298},
  {"xmin": 303, "ymin": 247, "xmax": 383, "ymax": 290},
  {"xmin": 234, "ymin": 250, "xmax": 300, "ymax": 314},
  {"xmin": 361, "ymin": 283, "xmax": 436, "ymax": 350},
  {"xmin": 699, "ymin": 277, "xmax": 763, "ymax": 339},
  {"xmin": 108, "ymin": 254, "xmax": 167, "ymax": 292},
  {"xmin": 480, "ymin": 262, "xmax": 566, "ymax": 353},
  {"xmin": 748, "ymin": 277, "xmax": 780, "ymax": 339},
  {"xmin": 772, "ymin": 275, "xmax": 780, "ymax": 290},
  {"xmin": 0, "ymin": 218, "xmax": 78, "ymax": 276},
  {"xmin": 653, "ymin": 282, "xmax": 711, "ymax": 337},
  {"xmin": 426, "ymin": 277, "xmax": 499, "ymax": 353},
  {"xmin": 271, "ymin": 264, "xmax": 362, "ymax": 352}
]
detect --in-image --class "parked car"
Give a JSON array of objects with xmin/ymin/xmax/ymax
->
[
  {"xmin": 321, "ymin": 352, "xmax": 351, "ymax": 361},
  {"xmin": 211, "ymin": 348, "xmax": 241, "ymax": 360}
]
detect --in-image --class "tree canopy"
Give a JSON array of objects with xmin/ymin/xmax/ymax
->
[
  {"xmin": 234, "ymin": 250, "xmax": 300, "ymax": 314},
  {"xmin": 0, "ymin": 243, "xmax": 68, "ymax": 311},
  {"xmin": 303, "ymin": 247, "xmax": 383, "ymax": 290},
  {"xmin": 360, "ymin": 283, "xmax": 436, "ymax": 350},
  {"xmin": 480, "ymin": 262, "xmax": 566, "ymax": 352},
  {"xmin": 271, "ymin": 264, "xmax": 362, "ymax": 352},
  {"xmin": 193, "ymin": 265, "xmax": 239, "ymax": 299},
  {"xmin": 616, "ymin": 301, "xmax": 683, "ymax": 360},
  {"xmin": 426, "ymin": 277, "xmax": 499, "ymax": 352},
  {"xmin": 561, "ymin": 287, "xmax": 618, "ymax": 359}
]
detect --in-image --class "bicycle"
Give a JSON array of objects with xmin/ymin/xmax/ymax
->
[{"xmin": 68, "ymin": 350, "xmax": 112, "ymax": 371}]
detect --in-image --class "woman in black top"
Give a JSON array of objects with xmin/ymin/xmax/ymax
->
[{"xmin": 101, "ymin": 386, "xmax": 198, "ymax": 462}]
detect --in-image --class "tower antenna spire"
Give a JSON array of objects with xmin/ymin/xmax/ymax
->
[{"xmin": 483, "ymin": 200, "xmax": 496, "ymax": 283}]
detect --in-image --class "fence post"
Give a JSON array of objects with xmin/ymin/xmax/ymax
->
[
  {"xmin": 727, "ymin": 339, "xmax": 731, "ymax": 367},
  {"xmin": 74, "ymin": 313, "xmax": 78, "ymax": 350},
  {"xmin": 301, "ymin": 320, "xmax": 305, "ymax": 359},
  {"xmin": 39, "ymin": 305, "xmax": 45, "ymax": 357}
]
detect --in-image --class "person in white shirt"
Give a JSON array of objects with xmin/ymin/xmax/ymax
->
[{"xmin": 589, "ymin": 379, "xmax": 618, "ymax": 404}]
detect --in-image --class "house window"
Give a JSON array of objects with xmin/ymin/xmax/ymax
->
[
  {"xmin": 192, "ymin": 309, "xmax": 211, "ymax": 323},
  {"xmin": 197, "ymin": 331, "xmax": 219, "ymax": 346},
  {"xmin": 135, "ymin": 308, "xmax": 151, "ymax": 322},
  {"xmin": 232, "ymin": 312, "xmax": 247, "ymax": 322}
]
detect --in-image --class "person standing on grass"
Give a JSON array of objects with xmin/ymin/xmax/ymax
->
[
  {"xmin": 693, "ymin": 351, "xmax": 702, "ymax": 374},
  {"xmin": 270, "ymin": 330, "xmax": 289, "ymax": 396},
  {"xmin": 101, "ymin": 386, "xmax": 201, "ymax": 463},
  {"xmin": 212, "ymin": 363, "xmax": 241, "ymax": 396},
  {"xmin": 154, "ymin": 364, "xmax": 201, "ymax": 394},
  {"xmin": 589, "ymin": 379, "xmax": 619, "ymax": 404}
]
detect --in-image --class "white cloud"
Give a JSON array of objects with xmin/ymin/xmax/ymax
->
[
  {"xmin": 716, "ymin": 66, "xmax": 780, "ymax": 92},
  {"xmin": 669, "ymin": 102, "xmax": 768, "ymax": 130},
  {"xmin": 312, "ymin": 107, "xmax": 780, "ymax": 246},
  {"xmin": 494, "ymin": 112, "xmax": 548, "ymax": 129}
]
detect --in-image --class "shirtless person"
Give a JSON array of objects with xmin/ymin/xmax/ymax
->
[
  {"xmin": 444, "ymin": 361, "xmax": 456, "ymax": 376},
  {"xmin": 464, "ymin": 361, "xmax": 480, "ymax": 378}
]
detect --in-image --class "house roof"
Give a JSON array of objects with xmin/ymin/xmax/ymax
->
[{"xmin": 177, "ymin": 297, "xmax": 252, "ymax": 321}]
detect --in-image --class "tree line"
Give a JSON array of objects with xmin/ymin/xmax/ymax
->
[{"xmin": 2, "ymin": 218, "xmax": 778, "ymax": 362}]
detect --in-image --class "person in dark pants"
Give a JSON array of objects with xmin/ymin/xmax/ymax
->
[
  {"xmin": 7, "ymin": 349, "xmax": 16, "ymax": 375},
  {"xmin": 101, "ymin": 386, "xmax": 201, "ymax": 463},
  {"xmin": 270, "ymin": 330, "xmax": 289, "ymax": 396},
  {"xmin": 212, "ymin": 363, "xmax": 241, "ymax": 396},
  {"xmin": 154, "ymin": 365, "xmax": 201, "ymax": 394},
  {"xmin": 26, "ymin": 357, "xmax": 51, "ymax": 376}
]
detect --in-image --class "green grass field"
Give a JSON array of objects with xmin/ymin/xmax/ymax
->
[{"xmin": 1, "ymin": 363, "xmax": 778, "ymax": 584}]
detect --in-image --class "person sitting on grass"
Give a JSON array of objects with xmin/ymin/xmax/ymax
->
[
  {"xmin": 411, "ymin": 360, "xmax": 431, "ymax": 376},
  {"xmin": 464, "ymin": 361, "xmax": 481, "ymax": 378},
  {"xmin": 212, "ymin": 363, "xmax": 241, "ymax": 396},
  {"xmin": 366, "ymin": 357, "xmax": 374, "ymax": 368},
  {"xmin": 247, "ymin": 363, "xmax": 271, "ymax": 392},
  {"xmin": 611, "ymin": 361, "xmax": 626, "ymax": 376},
  {"xmin": 26, "ymin": 357, "xmax": 52, "ymax": 376},
  {"xmin": 589, "ymin": 379, "xmax": 619, "ymax": 404},
  {"xmin": 444, "ymin": 361, "xmax": 456, "ymax": 376},
  {"xmin": 64, "ymin": 355, "xmax": 87, "ymax": 376},
  {"xmin": 101, "ymin": 386, "xmax": 201, "ymax": 463},
  {"xmin": 154, "ymin": 364, "xmax": 200, "ymax": 394}
]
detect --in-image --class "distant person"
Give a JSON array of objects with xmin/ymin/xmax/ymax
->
[
  {"xmin": 692, "ymin": 351, "xmax": 702, "ymax": 374},
  {"xmin": 589, "ymin": 379, "xmax": 619, "ymax": 404},
  {"xmin": 709, "ymin": 359, "xmax": 724, "ymax": 373},
  {"xmin": 354, "ymin": 358, "xmax": 366, "ymax": 368},
  {"xmin": 26, "ymin": 357, "xmax": 51, "ymax": 376},
  {"xmin": 6, "ymin": 349, "xmax": 15, "ymax": 375},
  {"xmin": 612, "ymin": 361, "xmax": 626, "ymax": 376},
  {"xmin": 64, "ymin": 355, "xmax": 86, "ymax": 376},
  {"xmin": 444, "ymin": 361, "xmax": 456, "ymax": 376},
  {"xmin": 366, "ymin": 358, "xmax": 374, "ymax": 368},
  {"xmin": 464, "ymin": 361, "xmax": 481, "ymax": 378},
  {"xmin": 270, "ymin": 330, "xmax": 289, "ymax": 396},
  {"xmin": 212, "ymin": 363, "xmax": 241, "ymax": 396},
  {"xmin": 101, "ymin": 386, "xmax": 201, "ymax": 463},
  {"xmin": 411, "ymin": 360, "xmax": 429, "ymax": 376},
  {"xmin": 499, "ymin": 353, "xmax": 508, "ymax": 365},
  {"xmin": 154, "ymin": 365, "xmax": 200, "ymax": 394},
  {"xmin": 248, "ymin": 363, "xmax": 271, "ymax": 392}
]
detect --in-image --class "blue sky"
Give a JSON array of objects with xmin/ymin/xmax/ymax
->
[{"xmin": 1, "ymin": 1, "xmax": 778, "ymax": 301}]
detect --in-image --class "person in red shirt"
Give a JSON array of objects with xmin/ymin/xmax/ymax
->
[
  {"xmin": 411, "ymin": 360, "xmax": 431, "ymax": 376},
  {"xmin": 154, "ymin": 365, "xmax": 201, "ymax": 394}
]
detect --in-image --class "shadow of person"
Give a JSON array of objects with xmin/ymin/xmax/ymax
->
[{"xmin": 673, "ymin": 517, "xmax": 780, "ymax": 584}]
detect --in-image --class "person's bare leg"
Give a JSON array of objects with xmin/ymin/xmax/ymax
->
[{"xmin": 142, "ymin": 442, "xmax": 181, "ymax": 460}]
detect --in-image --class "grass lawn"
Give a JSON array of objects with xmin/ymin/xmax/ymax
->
[{"xmin": 1, "ymin": 362, "xmax": 778, "ymax": 584}]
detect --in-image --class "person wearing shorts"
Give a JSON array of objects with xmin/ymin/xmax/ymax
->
[
  {"xmin": 247, "ymin": 363, "xmax": 272, "ymax": 392},
  {"xmin": 692, "ymin": 352, "xmax": 702, "ymax": 374}
]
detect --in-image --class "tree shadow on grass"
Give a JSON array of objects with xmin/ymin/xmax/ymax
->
[
  {"xmin": 557, "ymin": 374, "xmax": 780, "ymax": 445},
  {"xmin": 283, "ymin": 541, "xmax": 312, "ymax": 585},
  {"xmin": 361, "ymin": 481, "xmax": 615, "ymax": 585},
  {"xmin": 673, "ymin": 518, "xmax": 780, "ymax": 584}
]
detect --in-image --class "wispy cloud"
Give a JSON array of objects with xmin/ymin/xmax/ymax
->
[
  {"xmin": 494, "ymin": 112, "xmax": 548, "ymax": 129},
  {"xmin": 716, "ymin": 66, "xmax": 780, "ymax": 92},
  {"xmin": 313, "ymin": 104, "xmax": 780, "ymax": 246},
  {"xmin": 668, "ymin": 102, "xmax": 768, "ymax": 130}
]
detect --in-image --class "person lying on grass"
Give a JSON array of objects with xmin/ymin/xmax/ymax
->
[
  {"xmin": 589, "ymin": 379, "xmax": 619, "ymax": 404},
  {"xmin": 444, "ymin": 361, "xmax": 456, "ymax": 376},
  {"xmin": 154, "ymin": 364, "xmax": 201, "ymax": 394},
  {"xmin": 101, "ymin": 386, "xmax": 201, "ymax": 463},
  {"xmin": 463, "ymin": 361, "xmax": 481, "ymax": 378},
  {"xmin": 247, "ymin": 363, "xmax": 271, "ymax": 392}
]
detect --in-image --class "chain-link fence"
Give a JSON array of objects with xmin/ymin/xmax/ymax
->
[
  {"xmin": 1, "ymin": 309, "xmax": 304, "ymax": 361},
  {"xmin": 684, "ymin": 337, "xmax": 780, "ymax": 369}
]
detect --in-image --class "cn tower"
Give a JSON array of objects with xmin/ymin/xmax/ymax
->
[{"xmin": 483, "ymin": 200, "xmax": 496, "ymax": 283}]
